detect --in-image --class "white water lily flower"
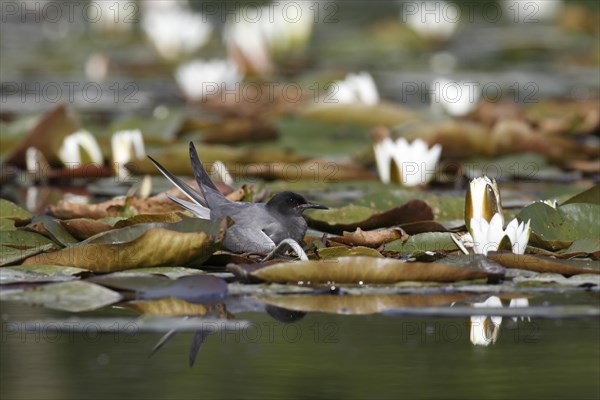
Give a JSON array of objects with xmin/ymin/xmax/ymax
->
[
  {"xmin": 175, "ymin": 59, "xmax": 243, "ymax": 101},
  {"xmin": 470, "ymin": 214, "xmax": 531, "ymax": 255},
  {"xmin": 111, "ymin": 129, "xmax": 146, "ymax": 181},
  {"xmin": 223, "ymin": 1, "xmax": 314, "ymax": 74},
  {"xmin": 262, "ymin": 1, "xmax": 314, "ymax": 55},
  {"xmin": 503, "ymin": 218, "xmax": 531, "ymax": 254},
  {"xmin": 470, "ymin": 296, "xmax": 503, "ymax": 346},
  {"xmin": 373, "ymin": 137, "xmax": 442, "ymax": 186},
  {"xmin": 401, "ymin": 0, "xmax": 459, "ymax": 41},
  {"xmin": 465, "ymin": 176, "xmax": 503, "ymax": 230},
  {"xmin": 328, "ymin": 72, "xmax": 380, "ymax": 106},
  {"xmin": 58, "ymin": 130, "xmax": 103, "ymax": 167},
  {"xmin": 142, "ymin": 8, "xmax": 212, "ymax": 61},
  {"xmin": 431, "ymin": 78, "xmax": 481, "ymax": 117}
]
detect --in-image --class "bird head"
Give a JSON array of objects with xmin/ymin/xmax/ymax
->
[{"xmin": 266, "ymin": 191, "xmax": 328, "ymax": 216}]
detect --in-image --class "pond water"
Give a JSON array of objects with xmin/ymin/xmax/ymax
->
[{"xmin": 2, "ymin": 292, "xmax": 599, "ymax": 400}]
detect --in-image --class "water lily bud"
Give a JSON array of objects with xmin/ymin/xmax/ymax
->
[{"xmin": 465, "ymin": 176, "xmax": 503, "ymax": 231}]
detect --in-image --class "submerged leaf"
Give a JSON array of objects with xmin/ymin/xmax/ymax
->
[{"xmin": 251, "ymin": 256, "xmax": 499, "ymax": 283}]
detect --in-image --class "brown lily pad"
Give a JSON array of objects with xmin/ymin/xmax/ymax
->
[
  {"xmin": 328, "ymin": 227, "xmax": 408, "ymax": 248},
  {"xmin": 250, "ymin": 256, "xmax": 500, "ymax": 284},
  {"xmin": 60, "ymin": 218, "xmax": 113, "ymax": 240},
  {"xmin": 488, "ymin": 252, "xmax": 600, "ymax": 277},
  {"xmin": 23, "ymin": 219, "xmax": 220, "ymax": 272}
]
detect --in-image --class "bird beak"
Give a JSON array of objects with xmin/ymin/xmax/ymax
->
[{"xmin": 299, "ymin": 202, "xmax": 329, "ymax": 210}]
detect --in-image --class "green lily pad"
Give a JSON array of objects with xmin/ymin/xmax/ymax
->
[
  {"xmin": 563, "ymin": 238, "xmax": 600, "ymax": 256},
  {"xmin": 385, "ymin": 232, "xmax": 459, "ymax": 253},
  {"xmin": 0, "ymin": 265, "xmax": 86, "ymax": 284},
  {"xmin": 0, "ymin": 280, "xmax": 122, "ymax": 312},
  {"xmin": 561, "ymin": 184, "xmax": 599, "ymax": 206},
  {"xmin": 0, "ymin": 219, "xmax": 16, "ymax": 231},
  {"xmin": 307, "ymin": 200, "xmax": 433, "ymax": 234},
  {"xmin": 23, "ymin": 219, "xmax": 220, "ymax": 272},
  {"xmin": 356, "ymin": 190, "xmax": 465, "ymax": 222},
  {"xmin": 250, "ymin": 256, "xmax": 500, "ymax": 284},
  {"xmin": 1, "ymin": 243, "xmax": 56, "ymax": 266},
  {"xmin": 0, "ymin": 199, "xmax": 32, "ymax": 225},
  {"xmin": 29, "ymin": 215, "xmax": 79, "ymax": 246},
  {"xmin": 517, "ymin": 202, "xmax": 600, "ymax": 250},
  {"xmin": 301, "ymin": 102, "xmax": 417, "ymax": 127}
]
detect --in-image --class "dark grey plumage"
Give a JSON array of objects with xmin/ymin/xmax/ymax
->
[{"xmin": 148, "ymin": 142, "xmax": 327, "ymax": 253}]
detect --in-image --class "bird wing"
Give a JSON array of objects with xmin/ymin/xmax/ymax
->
[
  {"xmin": 189, "ymin": 142, "xmax": 231, "ymax": 209},
  {"xmin": 148, "ymin": 155, "xmax": 208, "ymax": 208},
  {"xmin": 166, "ymin": 194, "xmax": 211, "ymax": 219}
]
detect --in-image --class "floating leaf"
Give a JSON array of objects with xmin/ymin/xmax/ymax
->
[
  {"xmin": 328, "ymin": 227, "xmax": 407, "ymax": 248},
  {"xmin": 317, "ymin": 246, "xmax": 383, "ymax": 259},
  {"xmin": 0, "ymin": 265, "xmax": 86, "ymax": 284},
  {"xmin": 0, "ymin": 219, "xmax": 16, "ymax": 231},
  {"xmin": 23, "ymin": 219, "xmax": 220, "ymax": 272},
  {"xmin": 356, "ymin": 190, "xmax": 465, "ymax": 222},
  {"xmin": 113, "ymin": 212, "xmax": 185, "ymax": 228},
  {"xmin": 488, "ymin": 252, "xmax": 600, "ymax": 277},
  {"xmin": 0, "ymin": 200, "xmax": 32, "ymax": 225},
  {"xmin": 301, "ymin": 102, "xmax": 417, "ymax": 127},
  {"xmin": 59, "ymin": 218, "xmax": 113, "ymax": 240},
  {"xmin": 1, "ymin": 244, "xmax": 56, "ymax": 266},
  {"xmin": 29, "ymin": 215, "xmax": 78, "ymax": 246},
  {"xmin": 0, "ymin": 281, "xmax": 122, "ymax": 312},
  {"xmin": 307, "ymin": 200, "xmax": 433, "ymax": 234},
  {"xmin": 0, "ymin": 230, "xmax": 58, "ymax": 249},
  {"xmin": 250, "ymin": 256, "xmax": 500, "ymax": 284},
  {"xmin": 563, "ymin": 238, "xmax": 600, "ymax": 256},
  {"xmin": 517, "ymin": 202, "xmax": 600, "ymax": 249},
  {"xmin": 385, "ymin": 232, "xmax": 459, "ymax": 253},
  {"xmin": 561, "ymin": 185, "xmax": 599, "ymax": 206},
  {"xmin": 259, "ymin": 293, "xmax": 474, "ymax": 315}
]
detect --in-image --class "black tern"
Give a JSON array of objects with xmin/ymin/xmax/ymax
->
[{"xmin": 148, "ymin": 142, "xmax": 328, "ymax": 253}]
